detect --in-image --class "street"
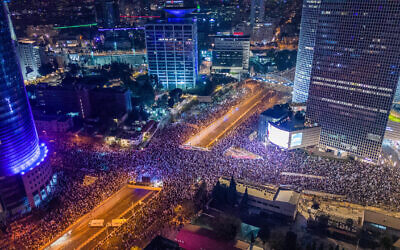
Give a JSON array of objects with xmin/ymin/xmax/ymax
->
[
  {"xmin": 44, "ymin": 186, "xmax": 153, "ymax": 250},
  {"xmin": 183, "ymin": 87, "xmax": 276, "ymax": 150}
]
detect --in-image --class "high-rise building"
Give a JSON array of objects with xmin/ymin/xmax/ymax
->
[
  {"xmin": 250, "ymin": 0, "xmax": 265, "ymax": 26},
  {"xmin": 306, "ymin": 1, "xmax": 400, "ymax": 162},
  {"xmin": 292, "ymin": 0, "xmax": 321, "ymax": 103},
  {"xmin": 145, "ymin": 8, "xmax": 198, "ymax": 90},
  {"xmin": 0, "ymin": 2, "xmax": 53, "ymax": 216},
  {"xmin": 95, "ymin": 0, "xmax": 119, "ymax": 28},
  {"xmin": 212, "ymin": 35, "xmax": 250, "ymax": 78},
  {"xmin": 17, "ymin": 39, "xmax": 42, "ymax": 81}
]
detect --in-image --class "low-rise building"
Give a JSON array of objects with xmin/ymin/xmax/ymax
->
[
  {"xmin": 34, "ymin": 114, "xmax": 74, "ymax": 133},
  {"xmin": 362, "ymin": 210, "xmax": 400, "ymax": 238},
  {"xmin": 258, "ymin": 104, "xmax": 321, "ymax": 149},
  {"xmin": 219, "ymin": 177, "xmax": 300, "ymax": 220}
]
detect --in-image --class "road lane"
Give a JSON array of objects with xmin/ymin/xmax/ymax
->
[
  {"xmin": 44, "ymin": 187, "xmax": 152, "ymax": 250},
  {"xmin": 184, "ymin": 88, "xmax": 276, "ymax": 149}
]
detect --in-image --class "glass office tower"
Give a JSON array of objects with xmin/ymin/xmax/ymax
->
[
  {"xmin": 306, "ymin": 1, "xmax": 400, "ymax": 162},
  {"xmin": 145, "ymin": 8, "xmax": 198, "ymax": 90},
  {"xmin": 0, "ymin": 2, "xmax": 52, "ymax": 216},
  {"xmin": 292, "ymin": 0, "xmax": 321, "ymax": 103}
]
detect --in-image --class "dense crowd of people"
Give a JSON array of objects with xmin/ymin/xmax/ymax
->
[{"xmin": 1, "ymin": 83, "xmax": 400, "ymax": 249}]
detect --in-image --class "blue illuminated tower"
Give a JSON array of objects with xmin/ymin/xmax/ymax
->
[{"xmin": 0, "ymin": 2, "xmax": 52, "ymax": 216}]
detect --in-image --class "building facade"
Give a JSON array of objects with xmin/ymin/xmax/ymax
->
[
  {"xmin": 219, "ymin": 177, "xmax": 300, "ymax": 220},
  {"xmin": 306, "ymin": 1, "xmax": 400, "ymax": 161},
  {"xmin": 145, "ymin": 10, "xmax": 198, "ymax": 90},
  {"xmin": 17, "ymin": 39, "xmax": 42, "ymax": 81},
  {"xmin": 292, "ymin": 0, "xmax": 321, "ymax": 103},
  {"xmin": 250, "ymin": 0, "xmax": 265, "ymax": 26},
  {"xmin": 0, "ymin": 2, "xmax": 52, "ymax": 216},
  {"xmin": 212, "ymin": 35, "xmax": 250, "ymax": 76},
  {"xmin": 95, "ymin": 0, "xmax": 119, "ymax": 28}
]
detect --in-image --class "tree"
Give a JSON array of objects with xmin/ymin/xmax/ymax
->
[
  {"xmin": 311, "ymin": 201, "xmax": 320, "ymax": 210},
  {"xmin": 228, "ymin": 176, "xmax": 238, "ymax": 206},
  {"xmin": 317, "ymin": 215, "xmax": 329, "ymax": 231},
  {"xmin": 210, "ymin": 214, "xmax": 241, "ymax": 241},
  {"xmin": 168, "ymin": 97, "xmax": 175, "ymax": 108},
  {"xmin": 170, "ymin": 88, "xmax": 183, "ymax": 102},
  {"xmin": 250, "ymin": 232, "xmax": 255, "ymax": 249},
  {"xmin": 39, "ymin": 63, "xmax": 53, "ymax": 76},
  {"xmin": 311, "ymin": 241, "xmax": 317, "ymax": 250},
  {"xmin": 269, "ymin": 232, "xmax": 285, "ymax": 250},
  {"xmin": 257, "ymin": 225, "xmax": 270, "ymax": 244},
  {"xmin": 284, "ymin": 231, "xmax": 297, "ymax": 250},
  {"xmin": 345, "ymin": 218, "xmax": 353, "ymax": 230},
  {"xmin": 212, "ymin": 180, "xmax": 226, "ymax": 205},
  {"xmin": 181, "ymin": 200, "xmax": 196, "ymax": 219},
  {"xmin": 239, "ymin": 187, "xmax": 249, "ymax": 214},
  {"xmin": 194, "ymin": 181, "xmax": 208, "ymax": 209},
  {"xmin": 380, "ymin": 235, "xmax": 393, "ymax": 250},
  {"xmin": 67, "ymin": 63, "xmax": 81, "ymax": 76}
]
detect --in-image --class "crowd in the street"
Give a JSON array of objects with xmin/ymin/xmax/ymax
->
[{"xmin": 1, "ymin": 84, "xmax": 400, "ymax": 249}]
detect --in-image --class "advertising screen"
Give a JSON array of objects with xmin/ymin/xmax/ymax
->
[
  {"xmin": 290, "ymin": 133, "xmax": 303, "ymax": 147},
  {"xmin": 268, "ymin": 123, "xmax": 289, "ymax": 148}
]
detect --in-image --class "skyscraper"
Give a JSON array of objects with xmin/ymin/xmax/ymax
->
[
  {"xmin": 0, "ymin": 2, "xmax": 52, "ymax": 216},
  {"xmin": 250, "ymin": 0, "xmax": 265, "ymax": 26},
  {"xmin": 292, "ymin": 0, "xmax": 321, "ymax": 103},
  {"xmin": 95, "ymin": 0, "xmax": 119, "ymax": 29},
  {"xmin": 306, "ymin": 1, "xmax": 400, "ymax": 162},
  {"xmin": 145, "ymin": 8, "xmax": 198, "ymax": 90}
]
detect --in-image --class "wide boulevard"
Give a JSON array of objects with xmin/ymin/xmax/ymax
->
[
  {"xmin": 184, "ymin": 86, "xmax": 276, "ymax": 150},
  {"xmin": 44, "ymin": 186, "xmax": 154, "ymax": 250}
]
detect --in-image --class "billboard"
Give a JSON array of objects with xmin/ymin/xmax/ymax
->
[
  {"xmin": 290, "ymin": 133, "xmax": 303, "ymax": 147},
  {"xmin": 268, "ymin": 123, "xmax": 289, "ymax": 148}
]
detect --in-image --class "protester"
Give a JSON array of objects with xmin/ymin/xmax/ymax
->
[{"xmin": 2, "ymin": 87, "xmax": 400, "ymax": 249}]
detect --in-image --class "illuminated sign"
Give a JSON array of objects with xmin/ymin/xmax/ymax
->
[
  {"xmin": 290, "ymin": 133, "xmax": 303, "ymax": 147},
  {"xmin": 268, "ymin": 123, "xmax": 289, "ymax": 148}
]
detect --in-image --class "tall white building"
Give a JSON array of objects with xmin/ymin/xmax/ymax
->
[
  {"xmin": 292, "ymin": 0, "xmax": 321, "ymax": 103},
  {"xmin": 17, "ymin": 39, "xmax": 42, "ymax": 81},
  {"xmin": 250, "ymin": 0, "xmax": 265, "ymax": 26},
  {"xmin": 145, "ymin": 9, "xmax": 198, "ymax": 90}
]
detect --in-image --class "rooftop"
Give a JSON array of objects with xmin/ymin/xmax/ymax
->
[
  {"xmin": 261, "ymin": 104, "xmax": 290, "ymax": 119},
  {"xmin": 272, "ymin": 112, "xmax": 309, "ymax": 132},
  {"xmin": 275, "ymin": 189, "xmax": 301, "ymax": 205},
  {"xmin": 145, "ymin": 17, "xmax": 196, "ymax": 25},
  {"xmin": 363, "ymin": 210, "xmax": 400, "ymax": 230}
]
